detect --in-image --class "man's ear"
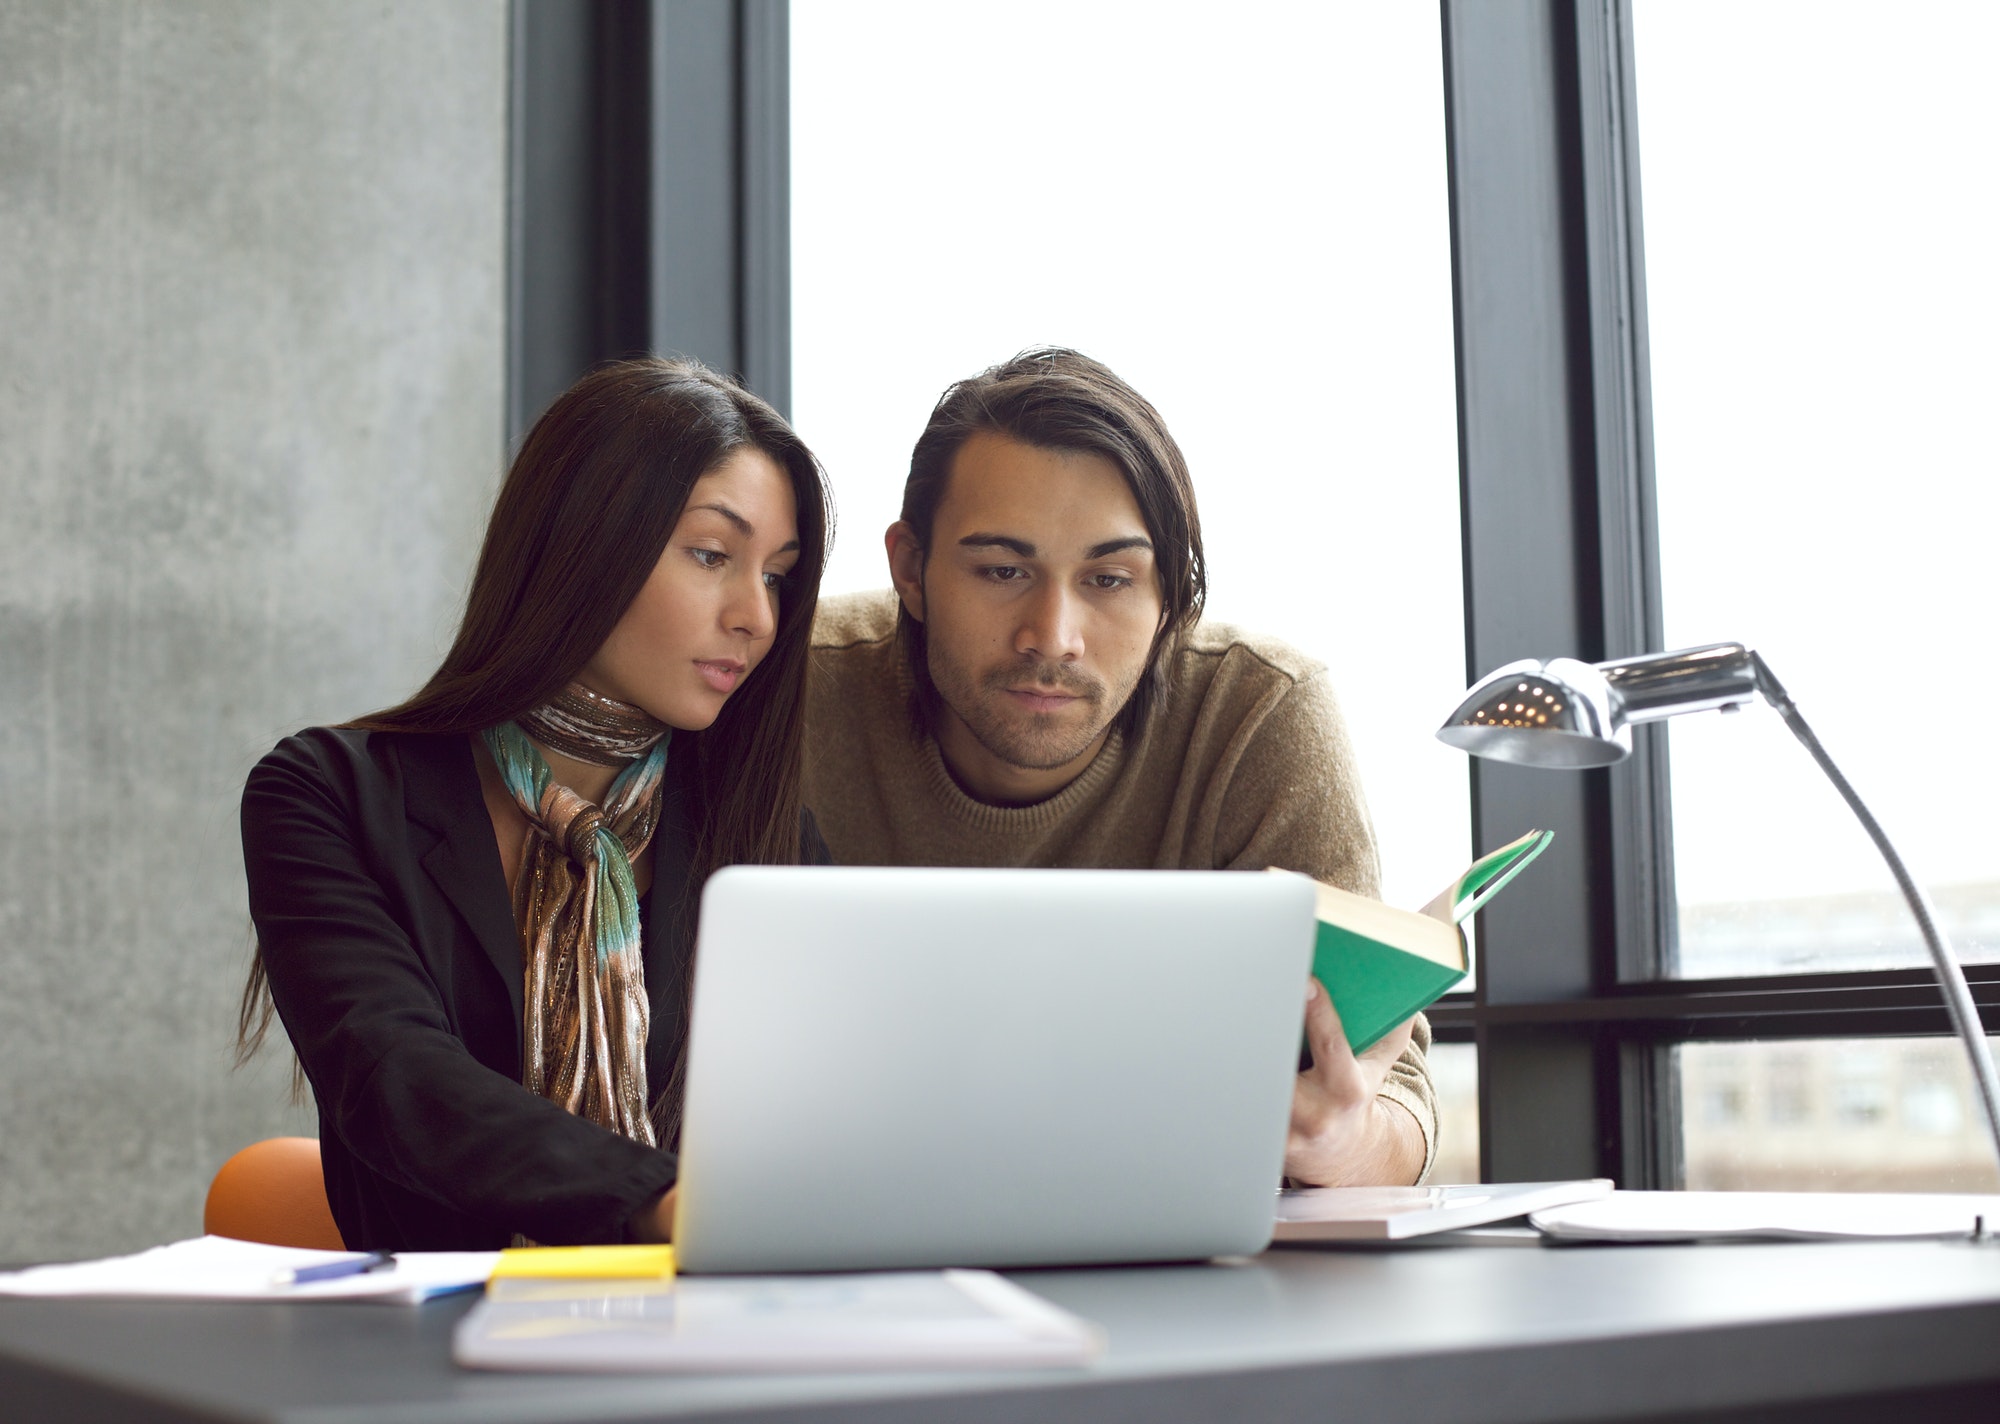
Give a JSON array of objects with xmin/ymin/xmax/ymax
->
[{"xmin": 885, "ymin": 521, "xmax": 926, "ymax": 623}]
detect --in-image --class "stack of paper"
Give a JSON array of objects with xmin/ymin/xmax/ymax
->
[
  {"xmin": 1529, "ymin": 1190, "xmax": 2000, "ymax": 1243},
  {"xmin": 453, "ymin": 1269, "xmax": 1104, "ymax": 1372},
  {"xmin": 0, "ymin": 1236, "xmax": 496, "ymax": 1303}
]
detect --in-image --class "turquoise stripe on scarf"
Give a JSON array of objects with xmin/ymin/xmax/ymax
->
[{"xmin": 482, "ymin": 721, "xmax": 666, "ymax": 967}]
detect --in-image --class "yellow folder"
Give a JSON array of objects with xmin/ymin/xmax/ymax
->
[{"xmin": 489, "ymin": 1245, "xmax": 676, "ymax": 1280}]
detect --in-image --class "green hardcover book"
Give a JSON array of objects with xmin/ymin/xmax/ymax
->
[{"xmin": 1298, "ymin": 829, "xmax": 1553, "ymax": 1053}]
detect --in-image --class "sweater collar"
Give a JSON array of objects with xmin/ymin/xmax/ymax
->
[{"xmin": 916, "ymin": 722, "xmax": 1129, "ymax": 833}]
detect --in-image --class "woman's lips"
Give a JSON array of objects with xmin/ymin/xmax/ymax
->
[{"xmin": 696, "ymin": 659, "xmax": 745, "ymax": 693}]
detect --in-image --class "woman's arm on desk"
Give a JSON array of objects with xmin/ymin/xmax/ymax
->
[{"xmin": 628, "ymin": 1185, "xmax": 679, "ymax": 1242}]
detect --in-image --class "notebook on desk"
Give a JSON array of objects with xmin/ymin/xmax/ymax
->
[
  {"xmin": 671, "ymin": 865, "xmax": 1318, "ymax": 1273},
  {"xmin": 1274, "ymin": 1179, "xmax": 1614, "ymax": 1242}
]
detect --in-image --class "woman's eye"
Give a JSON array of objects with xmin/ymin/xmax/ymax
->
[
  {"xmin": 983, "ymin": 565, "xmax": 1027, "ymax": 583},
  {"xmin": 1092, "ymin": 574, "xmax": 1133, "ymax": 591},
  {"xmin": 689, "ymin": 547, "xmax": 726, "ymax": 569},
  {"xmin": 763, "ymin": 571, "xmax": 792, "ymax": 592}
]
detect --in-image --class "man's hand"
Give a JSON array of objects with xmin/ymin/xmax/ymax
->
[{"xmin": 1284, "ymin": 978, "xmax": 1426, "ymax": 1186}]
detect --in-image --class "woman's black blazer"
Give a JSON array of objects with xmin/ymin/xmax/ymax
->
[{"xmin": 242, "ymin": 726, "xmax": 817, "ymax": 1251}]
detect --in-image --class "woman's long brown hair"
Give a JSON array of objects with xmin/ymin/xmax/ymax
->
[{"xmin": 237, "ymin": 358, "xmax": 833, "ymax": 1091}]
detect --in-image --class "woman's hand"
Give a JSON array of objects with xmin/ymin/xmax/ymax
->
[
  {"xmin": 1284, "ymin": 978, "xmax": 1425, "ymax": 1187},
  {"xmin": 627, "ymin": 1185, "xmax": 679, "ymax": 1242}
]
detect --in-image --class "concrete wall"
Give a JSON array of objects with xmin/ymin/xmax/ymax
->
[{"xmin": 0, "ymin": 2, "xmax": 507, "ymax": 1261}]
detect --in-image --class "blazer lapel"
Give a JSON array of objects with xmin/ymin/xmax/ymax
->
[
  {"xmin": 645, "ymin": 761, "xmax": 695, "ymax": 955},
  {"xmin": 400, "ymin": 733, "xmax": 526, "ymax": 1029}
]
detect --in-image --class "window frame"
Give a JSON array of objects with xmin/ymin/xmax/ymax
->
[
  {"xmin": 1436, "ymin": 0, "xmax": 2000, "ymax": 1187},
  {"xmin": 507, "ymin": 0, "xmax": 790, "ymax": 443},
  {"xmin": 509, "ymin": 0, "xmax": 2000, "ymax": 1190}
]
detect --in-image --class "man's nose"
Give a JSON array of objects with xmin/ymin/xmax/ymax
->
[{"xmin": 1014, "ymin": 582, "xmax": 1085, "ymax": 663}]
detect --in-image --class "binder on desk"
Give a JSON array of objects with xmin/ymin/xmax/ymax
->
[
  {"xmin": 453, "ymin": 1269, "xmax": 1105, "ymax": 1372},
  {"xmin": 491, "ymin": 1245, "xmax": 676, "ymax": 1279}
]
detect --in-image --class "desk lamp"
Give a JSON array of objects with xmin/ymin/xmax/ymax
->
[{"xmin": 1437, "ymin": 642, "xmax": 2000, "ymax": 1173}]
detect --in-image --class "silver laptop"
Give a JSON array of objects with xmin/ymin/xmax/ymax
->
[{"xmin": 671, "ymin": 865, "xmax": 1316, "ymax": 1273}]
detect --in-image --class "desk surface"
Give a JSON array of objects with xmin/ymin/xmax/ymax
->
[{"xmin": 5, "ymin": 1239, "xmax": 2000, "ymax": 1424}]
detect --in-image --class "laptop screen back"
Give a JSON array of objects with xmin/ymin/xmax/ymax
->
[{"xmin": 673, "ymin": 866, "xmax": 1315, "ymax": 1273}]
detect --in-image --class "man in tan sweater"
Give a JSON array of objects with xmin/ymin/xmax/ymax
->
[{"xmin": 803, "ymin": 348, "xmax": 1436, "ymax": 1186}]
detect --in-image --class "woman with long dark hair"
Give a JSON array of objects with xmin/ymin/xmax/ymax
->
[{"xmin": 237, "ymin": 358, "xmax": 831, "ymax": 1250}]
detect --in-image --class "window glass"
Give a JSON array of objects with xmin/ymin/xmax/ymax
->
[
  {"xmin": 1679, "ymin": 1038, "xmax": 2000, "ymax": 1192},
  {"xmin": 1632, "ymin": 1, "xmax": 2000, "ymax": 976},
  {"xmin": 791, "ymin": 1, "xmax": 1468, "ymax": 909},
  {"xmin": 1427, "ymin": 1040, "xmax": 1480, "ymax": 1183}
]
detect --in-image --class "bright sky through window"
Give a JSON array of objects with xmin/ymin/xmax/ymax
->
[
  {"xmin": 1635, "ymin": 0, "xmax": 2000, "ymax": 972},
  {"xmin": 791, "ymin": 2, "xmax": 1467, "ymax": 908}
]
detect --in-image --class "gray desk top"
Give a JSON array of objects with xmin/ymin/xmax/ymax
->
[{"xmin": 5, "ymin": 1240, "xmax": 2000, "ymax": 1424}]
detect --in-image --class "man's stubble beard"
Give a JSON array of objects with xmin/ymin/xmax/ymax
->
[{"xmin": 927, "ymin": 647, "xmax": 1141, "ymax": 773}]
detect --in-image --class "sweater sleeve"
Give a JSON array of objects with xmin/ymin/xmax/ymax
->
[
  {"xmin": 242, "ymin": 737, "xmax": 679, "ymax": 1246},
  {"xmin": 1212, "ymin": 670, "xmax": 1440, "ymax": 1183}
]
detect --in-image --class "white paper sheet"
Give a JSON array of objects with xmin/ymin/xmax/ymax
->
[
  {"xmin": 0, "ymin": 1235, "xmax": 497, "ymax": 1303},
  {"xmin": 1529, "ymin": 1190, "xmax": 2000, "ymax": 1243}
]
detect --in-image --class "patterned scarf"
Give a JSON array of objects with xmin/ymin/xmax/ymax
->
[{"xmin": 482, "ymin": 699, "xmax": 669, "ymax": 1147}]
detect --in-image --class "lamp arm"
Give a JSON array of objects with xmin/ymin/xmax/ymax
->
[{"xmin": 1750, "ymin": 653, "xmax": 2000, "ymax": 1172}]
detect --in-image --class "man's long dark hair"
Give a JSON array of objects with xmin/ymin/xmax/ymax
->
[
  {"xmin": 237, "ymin": 357, "xmax": 832, "ymax": 1073},
  {"xmin": 897, "ymin": 347, "xmax": 1207, "ymax": 739}
]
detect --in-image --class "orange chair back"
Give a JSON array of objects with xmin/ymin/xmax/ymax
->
[{"xmin": 203, "ymin": 1136, "xmax": 345, "ymax": 1250}]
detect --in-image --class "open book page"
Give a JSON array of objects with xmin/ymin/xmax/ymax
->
[
  {"xmin": 1418, "ymin": 829, "xmax": 1554, "ymax": 926},
  {"xmin": 1307, "ymin": 877, "xmax": 1464, "ymax": 970}
]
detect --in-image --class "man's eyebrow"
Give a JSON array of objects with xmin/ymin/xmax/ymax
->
[
  {"xmin": 958, "ymin": 533, "xmax": 1037, "ymax": 557},
  {"xmin": 956, "ymin": 534, "xmax": 1154, "ymax": 560},
  {"xmin": 687, "ymin": 502, "xmax": 800, "ymax": 553},
  {"xmin": 1086, "ymin": 536, "xmax": 1154, "ymax": 559}
]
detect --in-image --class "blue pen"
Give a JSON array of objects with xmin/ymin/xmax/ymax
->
[{"xmin": 271, "ymin": 1251, "xmax": 395, "ymax": 1287}]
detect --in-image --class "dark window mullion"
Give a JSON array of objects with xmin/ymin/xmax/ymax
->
[
  {"xmin": 737, "ymin": 0, "xmax": 790, "ymax": 417},
  {"xmin": 1444, "ymin": 0, "xmax": 1620, "ymax": 1184},
  {"xmin": 1570, "ymin": 0, "xmax": 1669, "ymax": 990},
  {"xmin": 1568, "ymin": 0, "xmax": 1678, "ymax": 1188},
  {"xmin": 508, "ymin": 0, "xmax": 790, "ymax": 440}
]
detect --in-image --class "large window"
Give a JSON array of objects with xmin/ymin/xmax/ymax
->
[
  {"xmin": 791, "ymin": 2, "xmax": 1468, "ymax": 914},
  {"xmin": 1635, "ymin": 0, "xmax": 2000, "ymax": 981},
  {"xmin": 780, "ymin": 0, "xmax": 1998, "ymax": 1193},
  {"xmin": 1632, "ymin": 0, "xmax": 2000, "ymax": 1190},
  {"xmin": 794, "ymin": 2, "xmax": 1493, "ymax": 1180},
  {"xmin": 1437, "ymin": 0, "xmax": 2000, "ymax": 1193}
]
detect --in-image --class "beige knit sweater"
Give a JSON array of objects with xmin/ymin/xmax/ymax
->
[{"xmin": 802, "ymin": 590, "xmax": 1438, "ymax": 1176}]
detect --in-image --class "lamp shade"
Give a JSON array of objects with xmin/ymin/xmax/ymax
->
[
  {"xmin": 1435, "ymin": 658, "xmax": 1626, "ymax": 768},
  {"xmin": 1437, "ymin": 644, "xmax": 1761, "ymax": 770}
]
